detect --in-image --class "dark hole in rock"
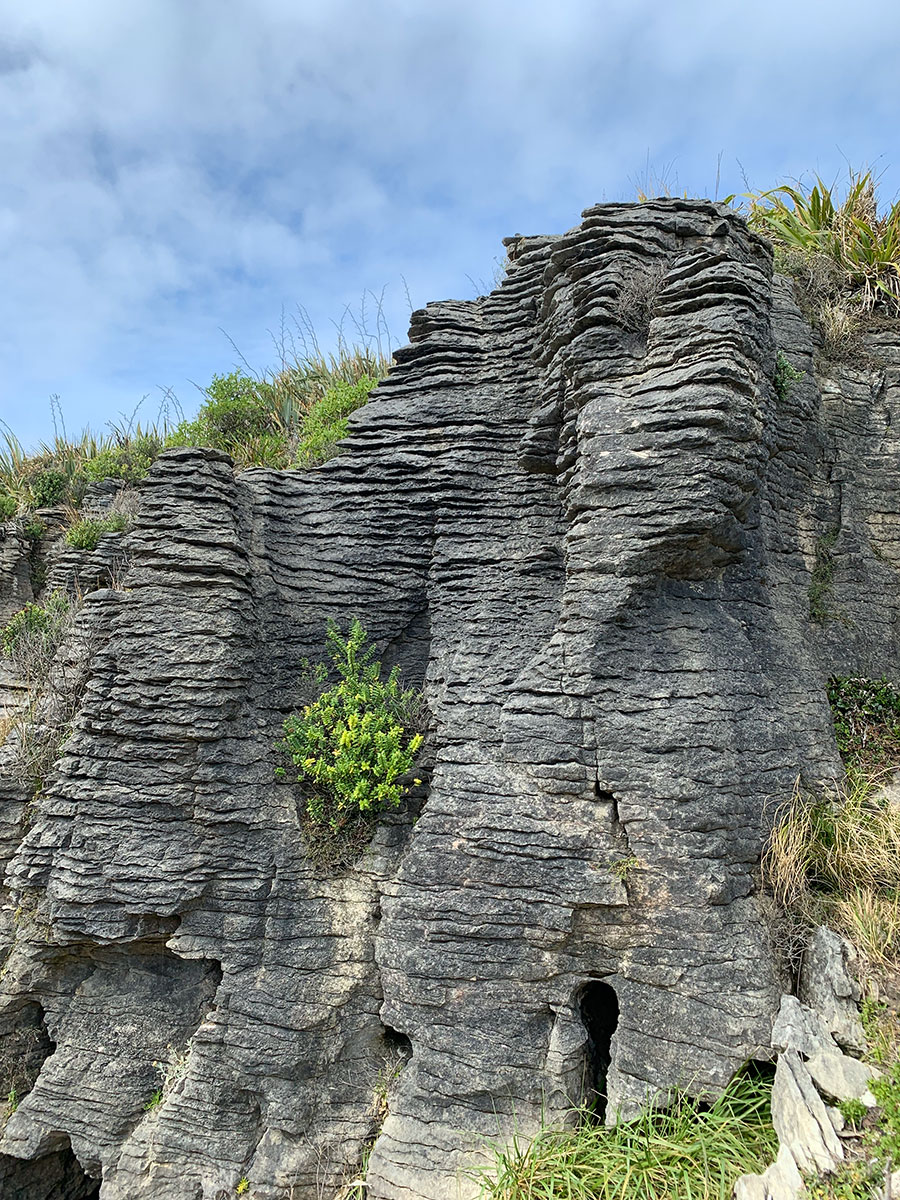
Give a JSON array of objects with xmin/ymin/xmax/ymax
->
[
  {"xmin": 0, "ymin": 1144, "xmax": 99, "ymax": 1200},
  {"xmin": 381, "ymin": 1025, "xmax": 412, "ymax": 1061},
  {"xmin": 578, "ymin": 979, "xmax": 619, "ymax": 1120}
]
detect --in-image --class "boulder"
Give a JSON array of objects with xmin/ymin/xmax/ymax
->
[
  {"xmin": 771, "ymin": 1051, "xmax": 844, "ymax": 1175},
  {"xmin": 771, "ymin": 994, "xmax": 839, "ymax": 1058},
  {"xmin": 799, "ymin": 928, "xmax": 866, "ymax": 1055},
  {"xmin": 805, "ymin": 1048, "xmax": 880, "ymax": 1104}
]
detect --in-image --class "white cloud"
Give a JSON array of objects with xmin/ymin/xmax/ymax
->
[{"xmin": 0, "ymin": 0, "xmax": 898, "ymax": 444}]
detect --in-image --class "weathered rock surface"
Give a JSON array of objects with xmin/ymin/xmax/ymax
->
[
  {"xmin": 771, "ymin": 1051, "xmax": 844, "ymax": 1175},
  {"xmin": 799, "ymin": 927, "xmax": 867, "ymax": 1055},
  {"xmin": 1, "ymin": 198, "xmax": 899, "ymax": 1198}
]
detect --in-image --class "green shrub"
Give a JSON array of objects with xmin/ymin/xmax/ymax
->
[
  {"xmin": 1, "ymin": 591, "xmax": 72, "ymax": 686},
  {"xmin": 0, "ymin": 492, "xmax": 15, "ymax": 520},
  {"xmin": 28, "ymin": 469, "xmax": 68, "ymax": 508},
  {"xmin": 65, "ymin": 512, "xmax": 130, "ymax": 551},
  {"xmin": 279, "ymin": 619, "xmax": 423, "ymax": 830},
  {"xmin": 22, "ymin": 518, "xmax": 46, "ymax": 541},
  {"xmin": 828, "ymin": 676, "xmax": 900, "ymax": 768},
  {"xmin": 294, "ymin": 376, "xmax": 379, "ymax": 467},
  {"xmin": 170, "ymin": 371, "xmax": 283, "ymax": 464},
  {"xmin": 82, "ymin": 433, "xmax": 164, "ymax": 485},
  {"xmin": 476, "ymin": 1070, "xmax": 777, "ymax": 1200}
]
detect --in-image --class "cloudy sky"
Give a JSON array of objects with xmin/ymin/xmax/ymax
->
[{"xmin": 2, "ymin": 0, "xmax": 899, "ymax": 449}]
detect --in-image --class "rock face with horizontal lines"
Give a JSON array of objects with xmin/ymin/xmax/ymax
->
[{"xmin": 2, "ymin": 198, "xmax": 900, "ymax": 1199}]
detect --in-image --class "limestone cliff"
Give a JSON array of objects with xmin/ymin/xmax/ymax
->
[{"xmin": 1, "ymin": 198, "xmax": 899, "ymax": 1200}]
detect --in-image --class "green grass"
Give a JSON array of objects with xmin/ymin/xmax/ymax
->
[{"xmin": 476, "ymin": 1071, "xmax": 776, "ymax": 1200}]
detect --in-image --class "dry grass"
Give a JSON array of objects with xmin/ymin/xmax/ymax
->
[{"xmin": 763, "ymin": 772, "xmax": 900, "ymax": 979}]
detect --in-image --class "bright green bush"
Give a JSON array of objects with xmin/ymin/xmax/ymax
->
[
  {"xmin": 65, "ymin": 512, "xmax": 130, "ymax": 551},
  {"xmin": 169, "ymin": 371, "xmax": 284, "ymax": 465},
  {"xmin": 294, "ymin": 376, "xmax": 378, "ymax": 467},
  {"xmin": 279, "ymin": 619, "xmax": 423, "ymax": 830},
  {"xmin": 0, "ymin": 493, "xmax": 16, "ymax": 520}
]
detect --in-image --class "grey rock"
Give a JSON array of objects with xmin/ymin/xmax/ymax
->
[
  {"xmin": 734, "ymin": 1143, "xmax": 806, "ymax": 1200},
  {"xmin": 806, "ymin": 1048, "xmax": 880, "ymax": 1103},
  {"xmin": 0, "ymin": 199, "xmax": 897, "ymax": 1197},
  {"xmin": 799, "ymin": 927, "xmax": 866, "ymax": 1055},
  {"xmin": 771, "ymin": 994, "xmax": 839, "ymax": 1058},
  {"xmin": 771, "ymin": 1051, "xmax": 844, "ymax": 1175}
]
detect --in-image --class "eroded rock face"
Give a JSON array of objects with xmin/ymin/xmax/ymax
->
[{"xmin": 1, "ymin": 199, "xmax": 899, "ymax": 1198}]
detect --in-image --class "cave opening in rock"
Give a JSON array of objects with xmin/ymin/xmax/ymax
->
[
  {"xmin": 0, "ymin": 1145, "xmax": 100, "ymax": 1200},
  {"xmin": 381, "ymin": 1024, "xmax": 412, "ymax": 1062},
  {"xmin": 578, "ymin": 979, "xmax": 619, "ymax": 1120}
]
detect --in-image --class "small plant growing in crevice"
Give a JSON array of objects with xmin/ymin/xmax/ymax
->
[
  {"xmin": 1, "ymin": 591, "xmax": 72, "ymax": 685},
  {"xmin": 774, "ymin": 351, "xmax": 804, "ymax": 402},
  {"xmin": 837, "ymin": 1097, "xmax": 868, "ymax": 1130},
  {"xmin": 613, "ymin": 262, "xmax": 666, "ymax": 336},
  {"xmin": 236, "ymin": 1178, "xmax": 250, "ymax": 1196},
  {"xmin": 0, "ymin": 591, "xmax": 95, "ymax": 791},
  {"xmin": 610, "ymin": 856, "xmax": 639, "ymax": 881},
  {"xmin": 809, "ymin": 529, "xmax": 839, "ymax": 623},
  {"xmin": 279, "ymin": 620, "xmax": 424, "ymax": 842},
  {"xmin": 144, "ymin": 1088, "xmax": 164, "ymax": 1111}
]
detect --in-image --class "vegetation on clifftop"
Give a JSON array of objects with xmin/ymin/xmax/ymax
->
[
  {"xmin": 0, "ymin": 314, "xmax": 391, "ymax": 543},
  {"xmin": 740, "ymin": 170, "xmax": 900, "ymax": 358}
]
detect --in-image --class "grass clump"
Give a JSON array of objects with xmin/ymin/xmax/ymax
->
[
  {"xmin": 763, "ymin": 771, "xmax": 900, "ymax": 976},
  {"xmin": 476, "ymin": 1071, "xmax": 777, "ymax": 1200},
  {"xmin": 743, "ymin": 170, "xmax": 900, "ymax": 358},
  {"xmin": 65, "ymin": 512, "xmax": 130, "ymax": 551},
  {"xmin": 279, "ymin": 620, "xmax": 424, "ymax": 834}
]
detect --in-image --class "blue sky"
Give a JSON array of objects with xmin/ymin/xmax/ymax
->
[{"xmin": 2, "ymin": 0, "xmax": 899, "ymax": 449}]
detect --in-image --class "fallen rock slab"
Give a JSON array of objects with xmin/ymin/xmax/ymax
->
[{"xmin": 772, "ymin": 1051, "xmax": 844, "ymax": 1175}]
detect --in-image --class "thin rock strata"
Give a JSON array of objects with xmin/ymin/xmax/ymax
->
[{"xmin": 1, "ymin": 199, "xmax": 898, "ymax": 1199}]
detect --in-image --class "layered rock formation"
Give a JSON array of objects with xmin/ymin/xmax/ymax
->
[{"xmin": 1, "ymin": 198, "xmax": 899, "ymax": 1199}]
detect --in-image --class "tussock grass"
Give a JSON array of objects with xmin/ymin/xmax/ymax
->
[
  {"xmin": 475, "ymin": 1072, "xmax": 777, "ymax": 1200},
  {"xmin": 763, "ymin": 771, "xmax": 900, "ymax": 976}
]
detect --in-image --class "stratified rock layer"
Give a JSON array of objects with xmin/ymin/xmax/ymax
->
[{"xmin": 2, "ymin": 198, "xmax": 900, "ymax": 1199}]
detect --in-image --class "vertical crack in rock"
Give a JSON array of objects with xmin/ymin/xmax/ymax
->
[{"xmin": 2, "ymin": 198, "xmax": 898, "ymax": 1198}]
